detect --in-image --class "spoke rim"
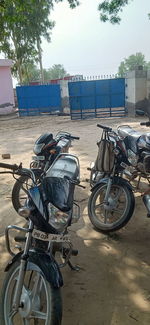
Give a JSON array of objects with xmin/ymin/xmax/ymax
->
[
  {"xmin": 4, "ymin": 266, "xmax": 50, "ymax": 324},
  {"xmin": 93, "ymin": 184, "xmax": 128, "ymax": 226}
]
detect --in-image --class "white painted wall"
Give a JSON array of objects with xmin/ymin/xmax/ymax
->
[{"xmin": 0, "ymin": 59, "xmax": 15, "ymax": 114}]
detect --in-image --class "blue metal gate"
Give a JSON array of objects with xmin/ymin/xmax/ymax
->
[
  {"xmin": 68, "ymin": 78, "xmax": 125, "ymax": 119},
  {"xmin": 16, "ymin": 84, "xmax": 61, "ymax": 116}
]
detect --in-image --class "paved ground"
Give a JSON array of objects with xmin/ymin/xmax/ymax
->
[{"xmin": 0, "ymin": 114, "xmax": 150, "ymax": 324}]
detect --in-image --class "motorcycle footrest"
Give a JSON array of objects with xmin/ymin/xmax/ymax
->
[
  {"xmin": 14, "ymin": 236, "xmax": 26, "ymax": 243},
  {"xmin": 71, "ymin": 249, "xmax": 78, "ymax": 256}
]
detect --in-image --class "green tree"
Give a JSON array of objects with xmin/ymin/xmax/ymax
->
[
  {"xmin": 0, "ymin": 0, "xmax": 79, "ymax": 10},
  {"xmin": 98, "ymin": 0, "xmax": 150, "ymax": 24},
  {"xmin": 0, "ymin": 0, "xmax": 79, "ymax": 84},
  {"xmin": 47, "ymin": 64, "xmax": 69, "ymax": 79},
  {"xmin": 0, "ymin": 1, "xmax": 54, "ymax": 84},
  {"xmin": 21, "ymin": 63, "xmax": 41, "ymax": 84},
  {"xmin": 24, "ymin": 0, "xmax": 55, "ymax": 84},
  {"xmin": 21, "ymin": 63, "xmax": 69, "ymax": 84},
  {"xmin": 98, "ymin": 0, "xmax": 130, "ymax": 24},
  {"xmin": 118, "ymin": 52, "xmax": 150, "ymax": 77}
]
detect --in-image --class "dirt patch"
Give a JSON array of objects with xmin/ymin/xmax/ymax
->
[{"xmin": 0, "ymin": 114, "xmax": 150, "ymax": 324}]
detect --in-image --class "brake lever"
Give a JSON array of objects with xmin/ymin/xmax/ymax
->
[
  {"xmin": 64, "ymin": 176, "xmax": 86, "ymax": 188},
  {"xmin": 18, "ymin": 162, "xmax": 22, "ymax": 169}
]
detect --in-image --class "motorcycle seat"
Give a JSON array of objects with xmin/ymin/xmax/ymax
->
[
  {"xmin": 45, "ymin": 155, "xmax": 79, "ymax": 180},
  {"xmin": 117, "ymin": 125, "xmax": 142, "ymax": 139},
  {"xmin": 117, "ymin": 125, "xmax": 142, "ymax": 153}
]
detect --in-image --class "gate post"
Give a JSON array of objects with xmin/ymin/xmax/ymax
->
[
  {"xmin": 126, "ymin": 68, "xmax": 147, "ymax": 117},
  {"xmin": 60, "ymin": 80, "xmax": 70, "ymax": 114}
]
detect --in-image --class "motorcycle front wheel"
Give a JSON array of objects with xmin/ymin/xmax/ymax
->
[
  {"xmin": 12, "ymin": 169, "xmax": 43, "ymax": 213},
  {"xmin": 88, "ymin": 182, "xmax": 135, "ymax": 233},
  {"xmin": 0, "ymin": 261, "xmax": 62, "ymax": 325}
]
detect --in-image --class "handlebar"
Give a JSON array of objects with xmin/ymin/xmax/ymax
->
[
  {"xmin": 140, "ymin": 121, "xmax": 150, "ymax": 127},
  {"xmin": 0, "ymin": 163, "xmax": 36, "ymax": 183},
  {"xmin": 97, "ymin": 124, "xmax": 112, "ymax": 132},
  {"xmin": 59, "ymin": 133, "xmax": 80, "ymax": 141},
  {"xmin": 69, "ymin": 135, "xmax": 80, "ymax": 140},
  {"xmin": 0, "ymin": 162, "xmax": 19, "ymax": 170},
  {"xmin": 55, "ymin": 131, "xmax": 80, "ymax": 141}
]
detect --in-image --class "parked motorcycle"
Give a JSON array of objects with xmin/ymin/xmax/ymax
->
[
  {"xmin": 12, "ymin": 131, "xmax": 79, "ymax": 213},
  {"xmin": 0, "ymin": 152, "xmax": 82, "ymax": 324},
  {"xmin": 117, "ymin": 122, "xmax": 150, "ymax": 182},
  {"xmin": 88, "ymin": 121, "xmax": 150, "ymax": 233},
  {"xmin": 88, "ymin": 124, "xmax": 135, "ymax": 232}
]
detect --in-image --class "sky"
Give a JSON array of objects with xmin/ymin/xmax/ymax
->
[{"xmin": 40, "ymin": 0, "xmax": 150, "ymax": 78}]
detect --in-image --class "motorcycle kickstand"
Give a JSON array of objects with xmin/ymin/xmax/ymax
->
[
  {"xmin": 136, "ymin": 175, "xmax": 141, "ymax": 190},
  {"xmin": 67, "ymin": 260, "xmax": 80, "ymax": 271}
]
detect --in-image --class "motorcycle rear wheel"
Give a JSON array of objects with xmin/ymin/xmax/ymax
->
[
  {"xmin": 88, "ymin": 182, "xmax": 135, "ymax": 233},
  {"xmin": 12, "ymin": 169, "xmax": 43, "ymax": 213},
  {"xmin": 0, "ymin": 261, "xmax": 62, "ymax": 325}
]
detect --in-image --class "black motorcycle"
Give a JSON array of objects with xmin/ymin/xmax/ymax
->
[
  {"xmin": 88, "ymin": 124, "xmax": 135, "ymax": 233},
  {"xmin": 12, "ymin": 131, "xmax": 79, "ymax": 213},
  {"xmin": 0, "ymin": 152, "xmax": 82, "ymax": 324},
  {"xmin": 88, "ymin": 122, "xmax": 150, "ymax": 233}
]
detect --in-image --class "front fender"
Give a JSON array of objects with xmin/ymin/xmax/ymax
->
[
  {"xmin": 91, "ymin": 176, "xmax": 133, "ymax": 192},
  {"xmin": 5, "ymin": 249, "xmax": 63, "ymax": 288}
]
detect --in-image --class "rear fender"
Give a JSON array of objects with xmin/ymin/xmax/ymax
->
[
  {"xmin": 5, "ymin": 249, "xmax": 63, "ymax": 288},
  {"xmin": 91, "ymin": 176, "xmax": 133, "ymax": 192}
]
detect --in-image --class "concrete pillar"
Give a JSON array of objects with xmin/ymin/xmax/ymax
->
[
  {"xmin": 146, "ymin": 70, "xmax": 150, "ymax": 98},
  {"xmin": 125, "ymin": 71, "xmax": 136, "ymax": 117},
  {"xmin": 59, "ymin": 80, "xmax": 70, "ymax": 114},
  {"xmin": 125, "ymin": 68, "xmax": 147, "ymax": 117}
]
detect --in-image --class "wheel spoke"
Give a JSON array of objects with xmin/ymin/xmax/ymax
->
[
  {"xmin": 21, "ymin": 187, "xmax": 28, "ymax": 193},
  {"xmin": 104, "ymin": 210, "xmax": 108, "ymax": 224},
  {"xmin": 9, "ymin": 309, "xmax": 17, "ymax": 321},
  {"xmin": 95, "ymin": 202, "xmax": 104, "ymax": 209},
  {"xmin": 31, "ymin": 274, "xmax": 41, "ymax": 300},
  {"xmin": 112, "ymin": 208, "xmax": 124, "ymax": 213},
  {"xmin": 113, "ymin": 188, "xmax": 123, "ymax": 202},
  {"xmin": 23, "ymin": 319, "xmax": 30, "ymax": 325},
  {"xmin": 32, "ymin": 310, "xmax": 47, "ymax": 320}
]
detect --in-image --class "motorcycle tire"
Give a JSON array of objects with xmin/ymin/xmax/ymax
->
[
  {"xmin": 12, "ymin": 169, "xmax": 43, "ymax": 213},
  {"xmin": 0, "ymin": 260, "xmax": 62, "ymax": 325},
  {"xmin": 88, "ymin": 182, "xmax": 135, "ymax": 233}
]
